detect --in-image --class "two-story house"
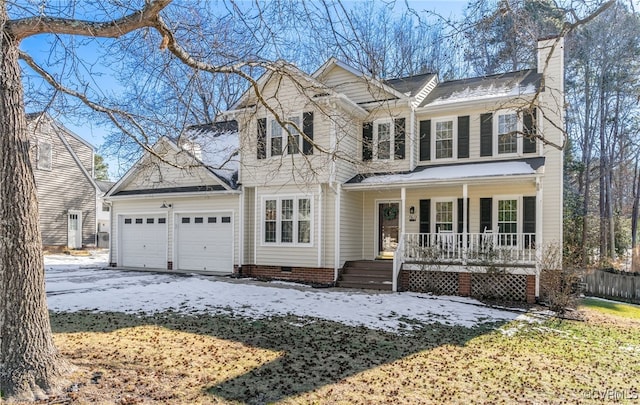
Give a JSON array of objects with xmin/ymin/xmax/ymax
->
[
  {"xmin": 107, "ymin": 37, "xmax": 564, "ymax": 302},
  {"xmin": 27, "ymin": 112, "xmax": 99, "ymax": 249}
]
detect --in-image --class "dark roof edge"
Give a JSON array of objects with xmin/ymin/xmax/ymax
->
[{"xmin": 112, "ymin": 185, "xmax": 229, "ymax": 196}]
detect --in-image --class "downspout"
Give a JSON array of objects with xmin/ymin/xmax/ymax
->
[
  {"xmin": 318, "ymin": 184, "xmax": 323, "ymax": 268},
  {"xmin": 535, "ymin": 176, "xmax": 543, "ymax": 298},
  {"xmin": 327, "ymin": 111, "xmax": 341, "ymax": 283},
  {"xmin": 238, "ymin": 186, "xmax": 244, "ymax": 274}
]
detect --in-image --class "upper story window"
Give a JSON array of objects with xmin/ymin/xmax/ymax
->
[
  {"xmin": 497, "ymin": 113, "xmax": 518, "ymax": 154},
  {"xmin": 419, "ymin": 116, "xmax": 468, "ymax": 162},
  {"xmin": 37, "ymin": 141, "xmax": 52, "ymax": 170},
  {"xmin": 362, "ymin": 118, "xmax": 405, "ymax": 162},
  {"xmin": 263, "ymin": 196, "xmax": 312, "ymax": 245},
  {"xmin": 257, "ymin": 113, "xmax": 314, "ymax": 160}
]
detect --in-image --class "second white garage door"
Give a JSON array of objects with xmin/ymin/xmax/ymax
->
[{"xmin": 176, "ymin": 213, "xmax": 233, "ymax": 273}]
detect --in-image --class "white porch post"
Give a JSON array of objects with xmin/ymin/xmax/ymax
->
[
  {"xmin": 463, "ymin": 183, "xmax": 468, "ymax": 263},
  {"xmin": 535, "ymin": 177, "xmax": 543, "ymax": 297},
  {"xmin": 400, "ymin": 187, "xmax": 406, "ymax": 233}
]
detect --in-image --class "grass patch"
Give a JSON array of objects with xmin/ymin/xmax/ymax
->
[
  {"xmin": 46, "ymin": 309, "xmax": 640, "ymax": 404},
  {"xmin": 580, "ymin": 297, "xmax": 640, "ymax": 320}
]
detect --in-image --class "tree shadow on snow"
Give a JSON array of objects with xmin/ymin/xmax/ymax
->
[{"xmin": 50, "ymin": 310, "xmax": 508, "ymax": 404}]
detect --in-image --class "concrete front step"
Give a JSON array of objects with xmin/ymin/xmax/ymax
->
[
  {"xmin": 340, "ymin": 273, "xmax": 391, "ymax": 282},
  {"xmin": 343, "ymin": 260, "xmax": 393, "ymax": 271}
]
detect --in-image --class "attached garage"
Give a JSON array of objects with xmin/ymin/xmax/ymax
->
[
  {"xmin": 175, "ymin": 212, "xmax": 233, "ymax": 273},
  {"xmin": 120, "ymin": 214, "xmax": 167, "ymax": 269}
]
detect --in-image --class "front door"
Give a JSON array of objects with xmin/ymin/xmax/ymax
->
[
  {"xmin": 378, "ymin": 202, "xmax": 400, "ymax": 258},
  {"xmin": 67, "ymin": 210, "xmax": 82, "ymax": 249}
]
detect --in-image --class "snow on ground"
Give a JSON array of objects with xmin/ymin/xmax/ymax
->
[{"xmin": 45, "ymin": 251, "xmax": 520, "ymax": 333}]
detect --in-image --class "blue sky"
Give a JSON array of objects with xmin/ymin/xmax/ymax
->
[{"xmin": 19, "ymin": 1, "xmax": 469, "ymax": 179}]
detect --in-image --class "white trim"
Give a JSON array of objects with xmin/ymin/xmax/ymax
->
[
  {"xmin": 117, "ymin": 212, "xmax": 168, "ymax": 269},
  {"xmin": 239, "ymin": 187, "xmax": 244, "ymax": 267},
  {"xmin": 374, "ymin": 199, "xmax": 401, "ymax": 257},
  {"xmin": 107, "ymin": 190, "xmax": 241, "ymax": 201},
  {"xmin": 260, "ymin": 194, "xmax": 314, "ymax": 247},
  {"xmin": 317, "ymin": 185, "xmax": 323, "ymax": 267},
  {"xmin": 431, "ymin": 116, "xmax": 457, "ymax": 161},
  {"xmin": 493, "ymin": 195, "xmax": 523, "ymax": 235},
  {"xmin": 172, "ymin": 210, "xmax": 234, "ymax": 272},
  {"xmin": 342, "ymin": 174, "xmax": 539, "ymax": 191}
]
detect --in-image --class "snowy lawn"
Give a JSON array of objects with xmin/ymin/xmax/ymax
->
[
  {"xmin": 43, "ymin": 252, "xmax": 640, "ymax": 404},
  {"xmin": 45, "ymin": 251, "xmax": 520, "ymax": 332}
]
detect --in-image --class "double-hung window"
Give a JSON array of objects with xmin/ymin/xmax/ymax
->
[
  {"xmin": 497, "ymin": 112, "xmax": 518, "ymax": 155},
  {"xmin": 37, "ymin": 141, "xmax": 52, "ymax": 170},
  {"xmin": 376, "ymin": 122, "xmax": 391, "ymax": 160},
  {"xmin": 434, "ymin": 200, "xmax": 454, "ymax": 232},
  {"xmin": 497, "ymin": 198, "xmax": 518, "ymax": 245},
  {"xmin": 263, "ymin": 196, "xmax": 312, "ymax": 245},
  {"xmin": 269, "ymin": 115, "xmax": 302, "ymax": 157},
  {"xmin": 434, "ymin": 119, "xmax": 455, "ymax": 159}
]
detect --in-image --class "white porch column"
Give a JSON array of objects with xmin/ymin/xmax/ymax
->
[
  {"xmin": 463, "ymin": 183, "xmax": 468, "ymax": 263},
  {"xmin": 536, "ymin": 177, "xmax": 544, "ymax": 297},
  {"xmin": 400, "ymin": 187, "xmax": 406, "ymax": 233}
]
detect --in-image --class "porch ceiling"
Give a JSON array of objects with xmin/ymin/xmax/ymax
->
[{"xmin": 343, "ymin": 157, "xmax": 544, "ymax": 190}]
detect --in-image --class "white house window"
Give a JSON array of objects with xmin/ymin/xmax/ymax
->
[
  {"xmin": 263, "ymin": 196, "xmax": 312, "ymax": 245},
  {"xmin": 497, "ymin": 113, "xmax": 518, "ymax": 154},
  {"xmin": 376, "ymin": 122, "xmax": 391, "ymax": 160},
  {"xmin": 497, "ymin": 198, "xmax": 518, "ymax": 245},
  {"xmin": 269, "ymin": 120, "xmax": 283, "ymax": 156},
  {"xmin": 37, "ymin": 142, "xmax": 52, "ymax": 170},
  {"xmin": 435, "ymin": 200, "xmax": 454, "ymax": 232},
  {"xmin": 286, "ymin": 116, "xmax": 301, "ymax": 154},
  {"xmin": 435, "ymin": 120, "xmax": 454, "ymax": 159}
]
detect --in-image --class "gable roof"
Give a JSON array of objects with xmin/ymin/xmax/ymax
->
[
  {"xmin": 419, "ymin": 69, "xmax": 542, "ymax": 108},
  {"xmin": 107, "ymin": 132, "xmax": 239, "ymax": 198},
  {"xmin": 312, "ymin": 57, "xmax": 407, "ymax": 101},
  {"xmin": 179, "ymin": 120, "xmax": 239, "ymax": 187},
  {"xmin": 26, "ymin": 112, "xmax": 99, "ymax": 191}
]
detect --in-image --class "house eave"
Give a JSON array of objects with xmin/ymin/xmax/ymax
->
[
  {"xmin": 342, "ymin": 173, "xmax": 541, "ymax": 191},
  {"xmin": 107, "ymin": 189, "xmax": 241, "ymax": 201},
  {"xmin": 416, "ymin": 93, "xmax": 537, "ymax": 114}
]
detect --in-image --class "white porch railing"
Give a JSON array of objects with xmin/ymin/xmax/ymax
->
[
  {"xmin": 392, "ymin": 234, "xmax": 404, "ymax": 292},
  {"xmin": 402, "ymin": 232, "xmax": 537, "ymax": 265}
]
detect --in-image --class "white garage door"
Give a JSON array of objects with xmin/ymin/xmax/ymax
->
[
  {"xmin": 120, "ymin": 215, "xmax": 167, "ymax": 269},
  {"xmin": 176, "ymin": 213, "xmax": 233, "ymax": 273}
]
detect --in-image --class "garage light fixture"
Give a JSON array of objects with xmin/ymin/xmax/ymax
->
[{"xmin": 160, "ymin": 201, "xmax": 173, "ymax": 208}]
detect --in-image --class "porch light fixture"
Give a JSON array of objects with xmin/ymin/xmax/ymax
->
[{"xmin": 160, "ymin": 201, "xmax": 172, "ymax": 208}]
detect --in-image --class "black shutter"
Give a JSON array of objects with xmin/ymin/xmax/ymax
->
[
  {"xmin": 480, "ymin": 113, "xmax": 493, "ymax": 157},
  {"xmin": 303, "ymin": 112, "xmax": 314, "ymax": 155},
  {"xmin": 457, "ymin": 198, "xmax": 470, "ymax": 233},
  {"xmin": 362, "ymin": 122, "xmax": 373, "ymax": 161},
  {"xmin": 457, "ymin": 116, "xmax": 470, "ymax": 159},
  {"xmin": 419, "ymin": 199, "xmax": 431, "ymax": 234},
  {"xmin": 523, "ymin": 196, "xmax": 536, "ymax": 248},
  {"xmin": 419, "ymin": 120, "xmax": 431, "ymax": 161},
  {"xmin": 257, "ymin": 118, "xmax": 267, "ymax": 159},
  {"xmin": 523, "ymin": 108, "xmax": 537, "ymax": 154},
  {"xmin": 480, "ymin": 198, "xmax": 493, "ymax": 233},
  {"xmin": 394, "ymin": 117, "xmax": 405, "ymax": 160}
]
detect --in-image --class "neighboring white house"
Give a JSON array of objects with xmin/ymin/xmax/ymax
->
[{"xmin": 106, "ymin": 37, "xmax": 565, "ymax": 302}]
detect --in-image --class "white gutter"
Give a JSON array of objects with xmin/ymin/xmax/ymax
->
[
  {"xmin": 342, "ymin": 174, "xmax": 539, "ymax": 191},
  {"xmin": 106, "ymin": 190, "xmax": 241, "ymax": 200}
]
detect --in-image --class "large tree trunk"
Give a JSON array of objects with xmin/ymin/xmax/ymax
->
[{"xmin": 0, "ymin": 5, "xmax": 69, "ymax": 401}]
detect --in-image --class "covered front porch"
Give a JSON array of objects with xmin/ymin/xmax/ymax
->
[{"xmin": 340, "ymin": 158, "xmax": 545, "ymax": 298}]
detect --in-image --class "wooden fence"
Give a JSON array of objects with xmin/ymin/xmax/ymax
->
[{"xmin": 583, "ymin": 270, "xmax": 640, "ymax": 304}]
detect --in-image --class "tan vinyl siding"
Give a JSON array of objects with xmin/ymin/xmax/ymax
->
[
  {"xmin": 63, "ymin": 132, "xmax": 94, "ymax": 175},
  {"xmin": 110, "ymin": 194, "xmax": 240, "ymax": 266},
  {"xmin": 243, "ymin": 187, "xmax": 255, "ymax": 263},
  {"xmin": 254, "ymin": 184, "xmax": 324, "ymax": 267},
  {"xmin": 339, "ymin": 190, "xmax": 364, "ymax": 263},
  {"xmin": 121, "ymin": 147, "xmax": 226, "ymax": 191},
  {"xmin": 320, "ymin": 65, "xmax": 396, "ymax": 104}
]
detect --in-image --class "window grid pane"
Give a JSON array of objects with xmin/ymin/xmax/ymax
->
[
  {"xmin": 265, "ymin": 200, "xmax": 277, "ymax": 242},
  {"xmin": 435, "ymin": 121, "xmax": 453, "ymax": 159},
  {"xmin": 435, "ymin": 201, "xmax": 453, "ymax": 232},
  {"xmin": 270, "ymin": 120, "xmax": 282, "ymax": 156},
  {"xmin": 498, "ymin": 199, "xmax": 518, "ymax": 245},
  {"xmin": 498, "ymin": 114, "xmax": 517, "ymax": 154},
  {"xmin": 298, "ymin": 198, "xmax": 311, "ymax": 243},
  {"xmin": 377, "ymin": 122, "xmax": 390, "ymax": 160},
  {"xmin": 287, "ymin": 116, "xmax": 300, "ymax": 154}
]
